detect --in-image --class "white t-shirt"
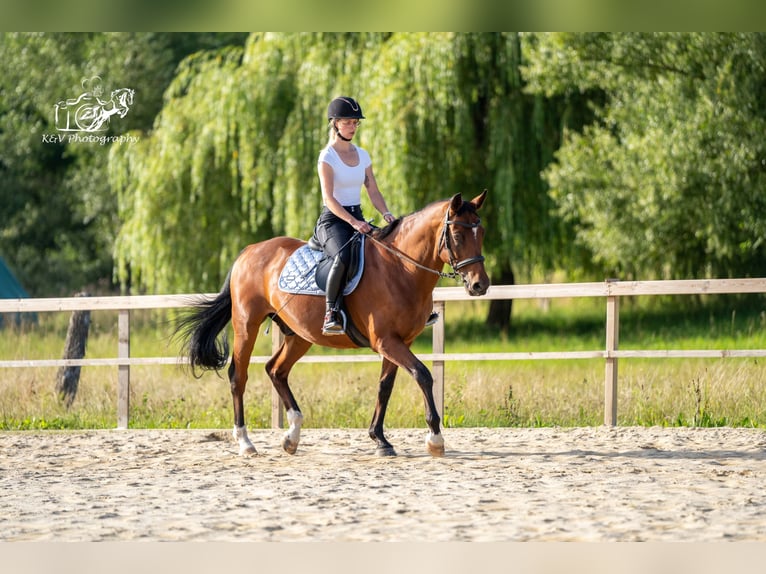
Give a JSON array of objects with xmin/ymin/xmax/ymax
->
[{"xmin": 318, "ymin": 145, "xmax": 372, "ymax": 206}]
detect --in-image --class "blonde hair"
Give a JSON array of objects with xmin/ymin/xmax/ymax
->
[{"xmin": 326, "ymin": 120, "xmax": 338, "ymax": 145}]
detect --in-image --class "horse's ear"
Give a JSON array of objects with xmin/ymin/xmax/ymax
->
[
  {"xmin": 449, "ymin": 193, "xmax": 463, "ymax": 216},
  {"xmin": 471, "ymin": 189, "xmax": 488, "ymax": 211}
]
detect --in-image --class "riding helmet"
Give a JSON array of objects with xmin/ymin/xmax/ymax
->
[{"xmin": 327, "ymin": 96, "xmax": 365, "ymax": 120}]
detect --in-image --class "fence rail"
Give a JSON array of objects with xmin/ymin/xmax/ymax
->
[{"xmin": 2, "ymin": 278, "xmax": 765, "ymax": 428}]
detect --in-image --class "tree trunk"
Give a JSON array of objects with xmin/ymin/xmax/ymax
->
[
  {"xmin": 56, "ymin": 292, "xmax": 91, "ymax": 408},
  {"xmin": 486, "ymin": 264, "xmax": 515, "ymax": 332}
]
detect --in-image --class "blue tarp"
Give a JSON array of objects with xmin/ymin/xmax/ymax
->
[
  {"xmin": 0, "ymin": 257, "xmax": 29, "ymax": 327},
  {"xmin": 0, "ymin": 257, "xmax": 28, "ymax": 299}
]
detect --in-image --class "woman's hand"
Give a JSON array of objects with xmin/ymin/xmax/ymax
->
[{"xmin": 352, "ymin": 219, "xmax": 373, "ymax": 234}]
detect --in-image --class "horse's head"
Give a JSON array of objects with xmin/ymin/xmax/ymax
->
[
  {"xmin": 112, "ymin": 88, "xmax": 135, "ymax": 116},
  {"xmin": 439, "ymin": 190, "xmax": 490, "ymax": 296}
]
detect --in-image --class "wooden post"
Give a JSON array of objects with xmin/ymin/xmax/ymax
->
[
  {"xmin": 271, "ymin": 326, "xmax": 285, "ymax": 428},
  {"xmin": 117, "ymin": 310, "xmax": 130, "ymax": 429},
  {"xmin": 55, "ymin": 292, "xmax": 91, "ymax": 407},
  {"xmin": 431, "ymin": 301, "xmax": 446, "ymax": 420},
  {"xmin": 604, "ymin": 287, "xmax": 620, "ymax": 426}
]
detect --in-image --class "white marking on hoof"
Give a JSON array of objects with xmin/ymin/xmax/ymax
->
[
  {"xmin": 282, "ymin": 409, "xmax": 304, "ymax": 455},
  {"xmin": 233, "ymin": 425, "xmax": 256, "ymax": 456},
  {"xmin": 426, "ymin": 431, "xmax": 445, "ymax": 457}
]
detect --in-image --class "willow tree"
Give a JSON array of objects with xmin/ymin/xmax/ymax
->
[
  {"xmin": 111, "ymin": 33, "xmax": 572, "ymax": 330},
  {"xmin": 111, "ymin": 33, "xmax": 387, "ymax": 292},
  {"xmin": 367, "ymin": 33, "xmax": 584, "ymax": 327}
]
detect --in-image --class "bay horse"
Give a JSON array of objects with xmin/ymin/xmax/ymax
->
[{"xmin": 177, "ymin": 190, "xmax": 489, "ymax": 457}]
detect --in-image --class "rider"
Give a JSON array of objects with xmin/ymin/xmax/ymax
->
[{"xmin": 314, "ymin": 96, "xmax": 396, "ymax": 335}]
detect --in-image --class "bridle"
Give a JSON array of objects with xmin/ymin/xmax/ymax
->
[
  {"xmin": 437, "ymin": 208, "xmax": 486, "ymax": 279},
  {"xmin": 367, "ymin": 206, "xmax": 485, "ymax": 281}
]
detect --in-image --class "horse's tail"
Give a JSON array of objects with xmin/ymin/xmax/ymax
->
[{"xmin": 175, "ymin": 270, "xmax": 233, "ymax": 376}]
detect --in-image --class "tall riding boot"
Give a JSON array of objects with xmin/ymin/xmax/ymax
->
[{"xmin": 322, "ymin": 256, "xmax": 346, "ymax": 335}]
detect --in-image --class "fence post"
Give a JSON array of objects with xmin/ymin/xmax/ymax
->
[
  {"xmin": 271, "ymin": 326, "xmax": 285, "ymax": 428},
  {"xmin": 117, "ymin": 310, "xmax": 130, "ymax": 429},
  {"xmin": 431, "ymin": 301, "xmax": 446, "ymax": 420},
  {"xmin": 604, "ymin": 282, "xmax": 620, "ymax": 426}
]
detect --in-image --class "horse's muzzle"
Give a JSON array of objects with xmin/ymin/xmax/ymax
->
[{"xmin": 464, "ymin": 274, "xmax": 490, "ymax": 296}]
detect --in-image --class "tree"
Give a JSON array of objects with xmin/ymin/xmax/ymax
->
[{"xmin": 523, "ymin": 33, "xmax": 766, "ymax": 280}]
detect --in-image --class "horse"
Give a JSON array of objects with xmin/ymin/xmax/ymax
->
[
  {"xmin": 176, "ymin": 190, "xmax": 489, "ymax": 457},
  {"xmin": 66, "ymin": 88, "xmax": 135, "ymax": 132}
]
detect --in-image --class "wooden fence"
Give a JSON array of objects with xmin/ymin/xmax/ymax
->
[{"xmin": 1, "ymin": 278, "xmax": 765, "ymax": 429}]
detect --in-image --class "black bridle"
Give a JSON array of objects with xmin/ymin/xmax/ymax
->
[{"xmin": 438, "ymin": 208, "xmax": 486, "ymax": 277}]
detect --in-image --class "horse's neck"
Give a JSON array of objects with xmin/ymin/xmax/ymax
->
[{"xmin": 387, "ymin": 203, "xmax": 445, "ymax": 270}]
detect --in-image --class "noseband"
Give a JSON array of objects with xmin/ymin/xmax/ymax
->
[{"xmin": 438, "ymin": 208, "xmax": 485, "ymax": 279}]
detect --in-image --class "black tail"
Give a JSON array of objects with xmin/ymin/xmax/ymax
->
[{"xmin": 175, "ymin": 272, "xmax": 233, "ymax": 376}]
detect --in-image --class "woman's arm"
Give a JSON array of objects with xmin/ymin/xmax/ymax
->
[{"xmin": 364, "ymin": 165, "xmax": 395, "ymax": 223}]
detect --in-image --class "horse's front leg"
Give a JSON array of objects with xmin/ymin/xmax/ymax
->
[
  {"xmin": 378, "ymin": 339, "xmax": 444, "ymax": 457},
  {"xmin": 369, "ymin": 358, "xmax": 398, "ymax": 456}
]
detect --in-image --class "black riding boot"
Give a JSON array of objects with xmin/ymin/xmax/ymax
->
[{"xmin": 322, "ymin": 256, "xmax": 346, "ymax": 335}]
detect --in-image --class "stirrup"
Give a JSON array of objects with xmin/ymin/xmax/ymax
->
[
  {"xmin": 322, "ymin": 309, "xmax": 346, "ymax": 335},
  {"xmin": 425, "ymin": 312, "xmax": 439, "ymax": 327}
]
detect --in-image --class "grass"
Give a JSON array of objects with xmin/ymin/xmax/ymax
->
[{"xmin": 1, "ymin": 293, "xmax": 765, "ymax": 430}]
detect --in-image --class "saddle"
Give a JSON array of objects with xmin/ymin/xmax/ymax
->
[
  {"xmin": 277, "ymin": 234, "xmax": 370, "ymax": 348},
  {"xmin": 278, "ymin": 234, "xmax": 365, "ymax": 296}
]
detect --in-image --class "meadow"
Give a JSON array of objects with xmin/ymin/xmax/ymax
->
[{"xmin": 1, "ymin": 293, "xmax": 765, "ymax": 430}]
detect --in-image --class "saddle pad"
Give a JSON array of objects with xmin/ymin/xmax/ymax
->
[{"xmin": 278, "ymin": 237, "xmax": 365, "ymax": 296}]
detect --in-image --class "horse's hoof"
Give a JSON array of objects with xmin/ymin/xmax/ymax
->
[
  {"xmin": 282, "ymin": 436, "xmax": 299, "ymax": 455},
  {"xmin": 239, "ymin": 445, "xmax": 257, "ymax": 457},
  {"xmin": 233, "ymin": 426, "xmax": 257, "ymax": 456},
  {"xmin": 427, "ymin": 442, "xmax": 445, "ymax": 457},
  {"xmin": 375, "ymin": 445, "xmax": 397, "ymax": 457},
  {"xmin": 426, "ymin": 432, "xmax": 445, "ymax": 457}
]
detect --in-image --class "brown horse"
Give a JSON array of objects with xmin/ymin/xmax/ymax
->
[{"xmin": 177, "ymin": 190, "xmax": 489, "ymax": 457}]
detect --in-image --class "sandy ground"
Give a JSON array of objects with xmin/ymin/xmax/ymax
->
[{"xmin": 2, "ymin": 426, "xmax": 766, "ymax": 542}]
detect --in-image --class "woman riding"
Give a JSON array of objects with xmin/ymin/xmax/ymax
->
[{"xmin": 314, "ymin": 96, "xmax": 396, "ymax": 335}]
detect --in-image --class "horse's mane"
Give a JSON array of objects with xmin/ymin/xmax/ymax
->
[
  {"xmin": 372, "ymin": 195, "xmax": 478, "ymax": 242},
  {"xmin": 373, "ymin": 218, "xmax": 402, "ymax": 240}
]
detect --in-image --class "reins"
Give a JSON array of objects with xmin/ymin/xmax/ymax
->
[
  {"xmin": 367, "ymin": 233, "xmax": 459, "ymax": 279},
  {"xmin": 367, "ymin": 207, "xmax": 484, "ymax": 281}
]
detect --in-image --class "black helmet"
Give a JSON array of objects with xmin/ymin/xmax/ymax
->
[{"xmin": 327, "ymin": 96, "xmax": 365, "ymax": 120}]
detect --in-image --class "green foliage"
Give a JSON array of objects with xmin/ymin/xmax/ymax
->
[
  {"xmin": 6, "ymin": 32, "xmax": 766, "ymax": 301},
  {"xmin": 0, "ymin": 33, "xmax": 247, "ymax": 296},
  {"xmin": 523, "ymin": 33, "xmax": 766, "ymax": 280}
]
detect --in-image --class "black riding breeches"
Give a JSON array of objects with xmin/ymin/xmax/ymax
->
[{"xmin": 314, "ymin": 205, "xmax": 364, "ymax": 266}]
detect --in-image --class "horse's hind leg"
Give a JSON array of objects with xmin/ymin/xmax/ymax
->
[
  {"xmin": 369, "ymin": 358, "xmax": 398, "ymax": 456},
  {"xmin": 229, "ymin": 318, "xmax": 260, "ymax": 456},
  {"xmin": 266, "ymin": 334, "xmax": 312, "ymax": 454}
]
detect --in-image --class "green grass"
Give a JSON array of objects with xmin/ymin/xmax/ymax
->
[{"xmin": 1, "ymin": 294, "xmax": 765, "ymax": 430}]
